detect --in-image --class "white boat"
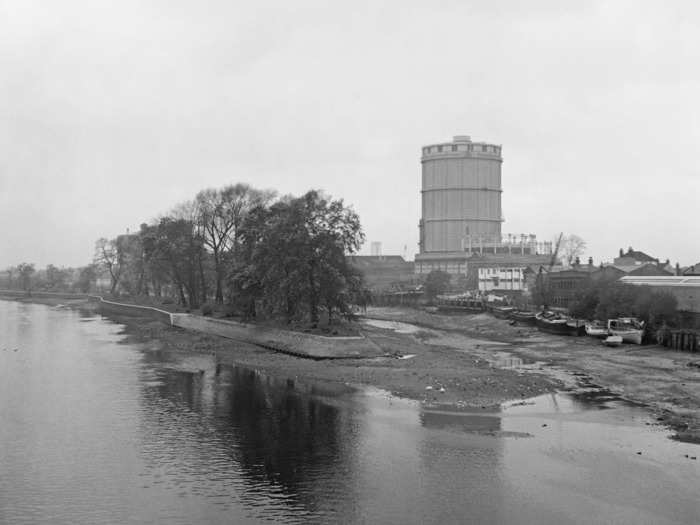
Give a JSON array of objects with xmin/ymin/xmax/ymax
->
[
  {"xmin": 603, "ymin": 335, "xmax": 623, "ymax": 347},
  {"xmin": 607, "ymin": 318, "xmax": 644, "ymax": 345},
  {"xmin": 585, "ymin": 322, "xmax": 608, "ymax": 338}
]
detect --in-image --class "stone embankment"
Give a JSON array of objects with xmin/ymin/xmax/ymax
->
[
  {"xmin": 169, "ymin": 313, "xmax": 381, "ymax": 359},
  {"xmin": 0, "ymin": 290, "xmax": 382, "ymax": 359}
]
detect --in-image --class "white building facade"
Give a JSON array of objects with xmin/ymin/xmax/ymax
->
[{"xmin": 478, "ymin": 266, "xmax": 526, "ymax": 292}]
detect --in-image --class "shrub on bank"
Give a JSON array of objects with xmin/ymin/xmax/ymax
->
[{"xmin": 201, "ymin": 302, "xmax": 215, "ymax": 316}]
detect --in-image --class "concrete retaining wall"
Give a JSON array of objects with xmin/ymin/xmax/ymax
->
[
  {"xmin": 94, "ymin": 297, "xmax": 173, "ymax": 324},
  {"xmin": 171, "ymin": 314, "xmax": 381, "ymax": 359}
]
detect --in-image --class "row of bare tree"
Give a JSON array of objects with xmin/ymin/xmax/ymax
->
[{"xmin": 94, "ymin": 184, "xmax": 273, "ymax": 304}]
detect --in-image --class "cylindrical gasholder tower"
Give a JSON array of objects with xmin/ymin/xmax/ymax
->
[{"xmin": 419, "ymin": 135, "xmax": 502, "ymax": 253}]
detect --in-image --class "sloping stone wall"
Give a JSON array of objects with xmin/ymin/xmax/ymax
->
[
  {"xmin": 93, "ymin": 297, "xmax": 173, "ymax": 324},
  {"xmin": 170, "ymin": 314, "xmax": 381, "ymax": 359}
]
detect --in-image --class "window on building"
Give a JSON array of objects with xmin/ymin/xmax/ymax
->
[
  {"xmin": 451, "ymin": 145, "xmax": 457, "ymax": 152},
  {"xmin": 482, "ymin": 145, "xmax": 487, "ymax": 152},
  {"xmin": 437, "ymin": 145, "xmax": 443, "ymax": 152}
]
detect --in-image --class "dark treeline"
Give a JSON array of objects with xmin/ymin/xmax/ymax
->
[
  {"xmin": 568, "ymin": 277, "xmax": 679, "ymax": 329},
  {"xmin": 92, "ymin": 184, "xmax": 365, "ymax": 326},
  {"xmin": 1, "ymin": 262, "xmax": 96, "ymax": 294}
]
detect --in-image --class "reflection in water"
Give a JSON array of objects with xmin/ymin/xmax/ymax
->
[
  {"xmin": 421, "ymin": 410, "xmax": 501, "ymax": 433},
  {"xmin": 1, "ymin": 300, "xmax": 699, "ymax": 525},
  {"xmin": 136, "ymin": 362, "xmax": 359, "ymax": 522}
]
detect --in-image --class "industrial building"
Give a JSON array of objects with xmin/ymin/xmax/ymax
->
[
  {"xmin": 414, "ymin": 135, "xmax": 552, "ymax": 279},
  {"xmin": 418, "ymin": 135, "xmax": 503, "ymax": 253},
  {"xmin": 620, "ymin": 276, "xmax": 700, "ymax": 314},
  {"xmin": 347, "ymin": 255, "xmax": 416, "ymax": 291}
]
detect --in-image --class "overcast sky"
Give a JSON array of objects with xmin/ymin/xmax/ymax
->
[{"xmin": 1, "ymin": 0, "xmax": 698, "ymax": 269}]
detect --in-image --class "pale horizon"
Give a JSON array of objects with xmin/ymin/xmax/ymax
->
[{"xmin": 2, "ymin": 1, "xmax": 699, "ymax": 269}]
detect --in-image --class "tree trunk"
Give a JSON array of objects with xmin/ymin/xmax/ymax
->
[
  {"xmin": 308, "ymin": 263, "xmax": 319, "ymax": 327},
  {"xmin": 136, "ymin": 264, "xmax": 146, "ymax": 296},
  {"xmin": 198, "ymin": 255, "xmax": 207, "ymax": 305},
  {"xmin": 247, "ymin": 298, "xmax": 256, "ymax": 321},
  {"xmin": 213, "ymin": 249, "xmax": 224, "ymax": 304},
  {"xmin": 152, "ymin": 278, "xmax": 161, "ymax": 298},
  {"xmin": 188, "ymin": 272, "xmax": 199, "ymax": 309},
  {"xmin": 286, "ymin": 295, "xmax": 294, "ymax": 324}
]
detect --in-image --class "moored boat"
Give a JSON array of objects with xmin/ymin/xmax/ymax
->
[
  {"xmin": 585, "ymin": 321, "xmax": 608, "ymax": 338},
  {"xmin": 490, "ymin": 305, "xmax": 516, "ymax": 319},
  {"xmin": 566, "ymin": 318, "xmax": 587, "ymax": 336},
  {"xmin": 607, "ymin": 318, "xmax": 644, "ymax": 345},
  {"xmin": 510, "ymin": 310, "xmax": 536, "ymax": 325},
  {"xmin": 535, "ymin": 311, "xmax": 584, "ymax": 336},
  {"xmin": 435, "ymin": 295, "xmax": 484, "ymax": 314}
]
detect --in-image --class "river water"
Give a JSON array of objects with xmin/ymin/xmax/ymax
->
[{"xmin": 1, "ymin": 300, "xmax": 698, "ymax": 524}]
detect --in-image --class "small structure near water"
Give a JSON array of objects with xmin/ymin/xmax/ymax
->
[{"xmin": 659, "ymin": 329, "xmax": 699, "ymax": 352}]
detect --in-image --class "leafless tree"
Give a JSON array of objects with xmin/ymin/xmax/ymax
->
[
  {"xmin": 195, "ymin": 184, "xmax": 275, "ymax": 303},
  {"xmin": 561, "ymin": 234, "xmax": 587, "ymax": 266},
  {"xmin": 94, "ymin": 238, "xmax": 122, "ymax": 294}
]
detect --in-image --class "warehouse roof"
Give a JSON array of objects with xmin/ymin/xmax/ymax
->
[{"xmin": 620, "ymin": 276, "xmax": 700, "ymax": 287}]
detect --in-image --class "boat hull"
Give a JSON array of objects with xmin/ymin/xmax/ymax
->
[
  {"xmin": 607, "ymin": 318, "xmax": 645, "ymax": 345},
  {"xmin": 609, "ymin": 329, "xmax": 643, "ymax": 345},
  {"xmin": 585, "ymin": 325, "xmax": 608, "ymax": 338},
  {"xmin": 436, "ymin": 305, "xmax": 483, "ymax": 314},
  {"xmin": 535, "ymin": 314, "xmax": 583, "ymax": 336},
  {"xmin": 491, "ymin": 306, "xmax": 515, "ymax": 319},
  {"xmin": 510, "ymin": 311, "xmax": 536, "ymax": 325}
]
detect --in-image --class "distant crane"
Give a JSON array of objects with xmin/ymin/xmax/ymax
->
[
  {"xmin": 549, "ymin": 233, "xmax": 564, "ymax": 271},
  {"xmin": 536, "ymin": 232, "xmax": 563, "ymax": 309}
]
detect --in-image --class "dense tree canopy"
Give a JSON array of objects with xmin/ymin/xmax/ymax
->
[
  {"xmin": 569, "ymin": 280, "xmax": 678, "ymax": 329},
  {"xmin": 232, "ymin": 190, "xmax": 364, "ymax": 325},
  {"xmin": 424, "ymin": 270, "xmax": 451, "ymax": 300}
]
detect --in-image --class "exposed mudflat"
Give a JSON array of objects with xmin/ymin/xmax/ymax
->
[{"xmin": 363, "ymin": 306, "xmax": 700, "ymax": 443}]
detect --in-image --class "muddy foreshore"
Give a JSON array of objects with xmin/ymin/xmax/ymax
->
[
  {"xmin": 362, "ymin": 306, "xmax": 700, "ymax": 444},
  {"xmin": 4, "ymin": 295, "xmax": 699, "ymax": 443}
]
